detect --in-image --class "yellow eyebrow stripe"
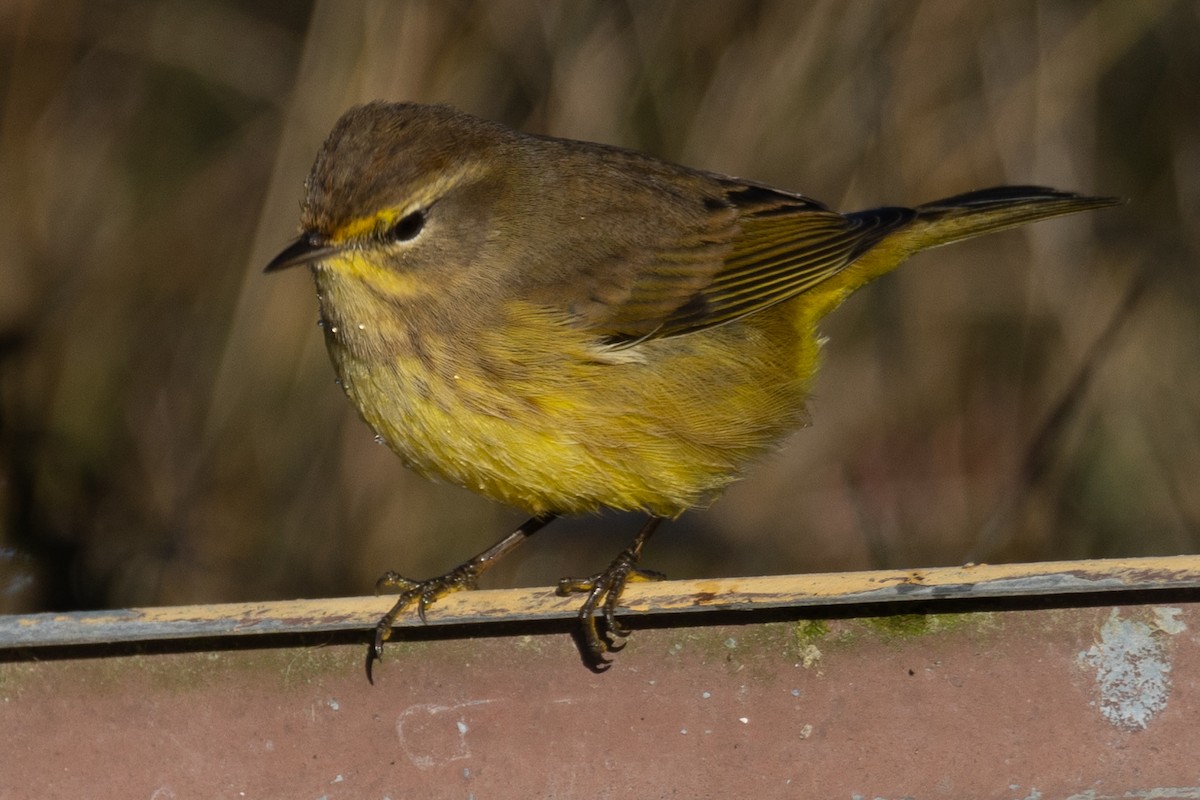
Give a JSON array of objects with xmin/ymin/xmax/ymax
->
[
  {"xmin": 325, "ymin": 160, "xmax": 487, "ymax": 244},
  {"xmin": 329, "ymin": 209, "xmax": 403, "ymax": 244}
]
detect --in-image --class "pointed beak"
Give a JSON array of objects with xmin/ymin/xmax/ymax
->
[{"xmin": 263, "ymin": 233, "xmax": 341, "ymax": 273}]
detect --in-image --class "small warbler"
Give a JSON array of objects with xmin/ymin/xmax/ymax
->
[{"xmin": 266, "ymin": 102, "xmax": 1117, "ymax": 666}]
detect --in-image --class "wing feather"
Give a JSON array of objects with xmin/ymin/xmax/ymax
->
[
  {"xmin": 519, "ymin": 138, "xmax": 914, "ymax": 342},
  {"xmin": 632, "ymin": 189, "xmax": 912, "ymax": 340}
]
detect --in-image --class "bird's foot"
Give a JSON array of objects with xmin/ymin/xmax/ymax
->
[
  {"xmin": 557, "ymin": 550, "xmax": 665, "ymax": 667},
  {"xmin": 371, "ymin": 564, "xmax": 479, "ymax": 658}
]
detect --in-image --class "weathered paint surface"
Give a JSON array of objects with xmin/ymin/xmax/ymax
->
[
  {"xmin": 5, "ymin": 555, "xmax": 1200, "ymax": 647},
  {"xmin": 1077, "ymin": 607, "xmax": 1185, "ymax": 731},
  {"xmin": 2, "ymin": 602, "xmax": 1198, "ymax": 799}
]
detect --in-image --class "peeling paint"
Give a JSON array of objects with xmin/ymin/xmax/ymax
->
[
  {"xmin": 1153, "ymin": 607, "xmax": 1187, "ymax": 635},
  {"xmin": 1078, "ymin": 608, "xmax": 1184, "ymax": 730}
]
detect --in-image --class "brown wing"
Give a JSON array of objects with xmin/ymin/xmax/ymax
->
[
  {"xmin": 514, "ymin": 134, "xmax": 913, "ymax": 342},
  {"xmin": 649, "ymin": 187, "xmax": 914, "ymax": 339},
  {"xmin": 574, "ymin": 177, "xmax": 915, "ymax": 343}
]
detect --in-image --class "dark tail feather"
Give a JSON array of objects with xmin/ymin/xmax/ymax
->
[{"xmin": 905, "ymin": 186, "xmax": 1122, "ymax": 251}]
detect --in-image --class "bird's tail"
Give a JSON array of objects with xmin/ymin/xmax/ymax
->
[
  {"xmin": 901, "ymin": 185, "xmax": 1122, "ymax": 252},
  {"xmin": 803, "ymin": 186, "xmax": 1120, "ymax": 323}
]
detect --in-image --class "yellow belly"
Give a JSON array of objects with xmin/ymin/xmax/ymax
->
[{"xmin": 324, "ymin": 296, "xmax": 822, "ymax": 517}]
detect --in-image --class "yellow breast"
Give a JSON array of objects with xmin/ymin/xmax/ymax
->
[{"xmin": 317, "ymin": 270, "xmax": 821, "ymax": 517}]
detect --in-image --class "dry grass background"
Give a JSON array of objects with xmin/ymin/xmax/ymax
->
[{"xmin": 1, "ymin": 0, "xmax": 1197, "ymax": 614}]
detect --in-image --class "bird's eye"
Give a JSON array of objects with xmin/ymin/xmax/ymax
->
[{"xmin": 385, "ymin": 210, "xmax": 425, "ymax": 243}]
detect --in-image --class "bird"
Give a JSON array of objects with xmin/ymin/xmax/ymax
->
[{"xmin": 265, "ymin": 101, "xmax": 1119, "ymax": 667}]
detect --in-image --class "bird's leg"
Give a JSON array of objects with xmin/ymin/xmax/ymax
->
[
  {"xmin": 557, "ymin": 516, "xmax": 666, "ymax": 665},
  {"xmin": 372, "ymin": 513, "xmax": 558, "ymax": 659}
]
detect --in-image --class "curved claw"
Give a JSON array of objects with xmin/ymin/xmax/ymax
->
[
  {"xmin": 372, "ymin": 619, "xmax": 392, "ymax": 658},
  {"xmin": 561, "ymin": 559, "xmax": 665, "ymax": 664},
  {"xmin": 370, "ymin": 564, "xmax": 480, "ymax": 661},
  {"xmin": 577, "ymin": 582, "xmax": 619, "ymax": 665},
  {"xmin": 366, "ymin": 515, "xmax": 557, "ymax": 678},
  {"xmin": 603, "ymin": 588, "xmax": 631, "ymax": 639}
]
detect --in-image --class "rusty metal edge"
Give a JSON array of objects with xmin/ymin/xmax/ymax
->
[{"xmin": 2, "ymin": 554, "xmax": 1199, "ymax": 648}]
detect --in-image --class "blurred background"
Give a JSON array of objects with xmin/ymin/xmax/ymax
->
[{"xmin": 1, "ymin": 0, "xmax": 1197, "ymax": 614}]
